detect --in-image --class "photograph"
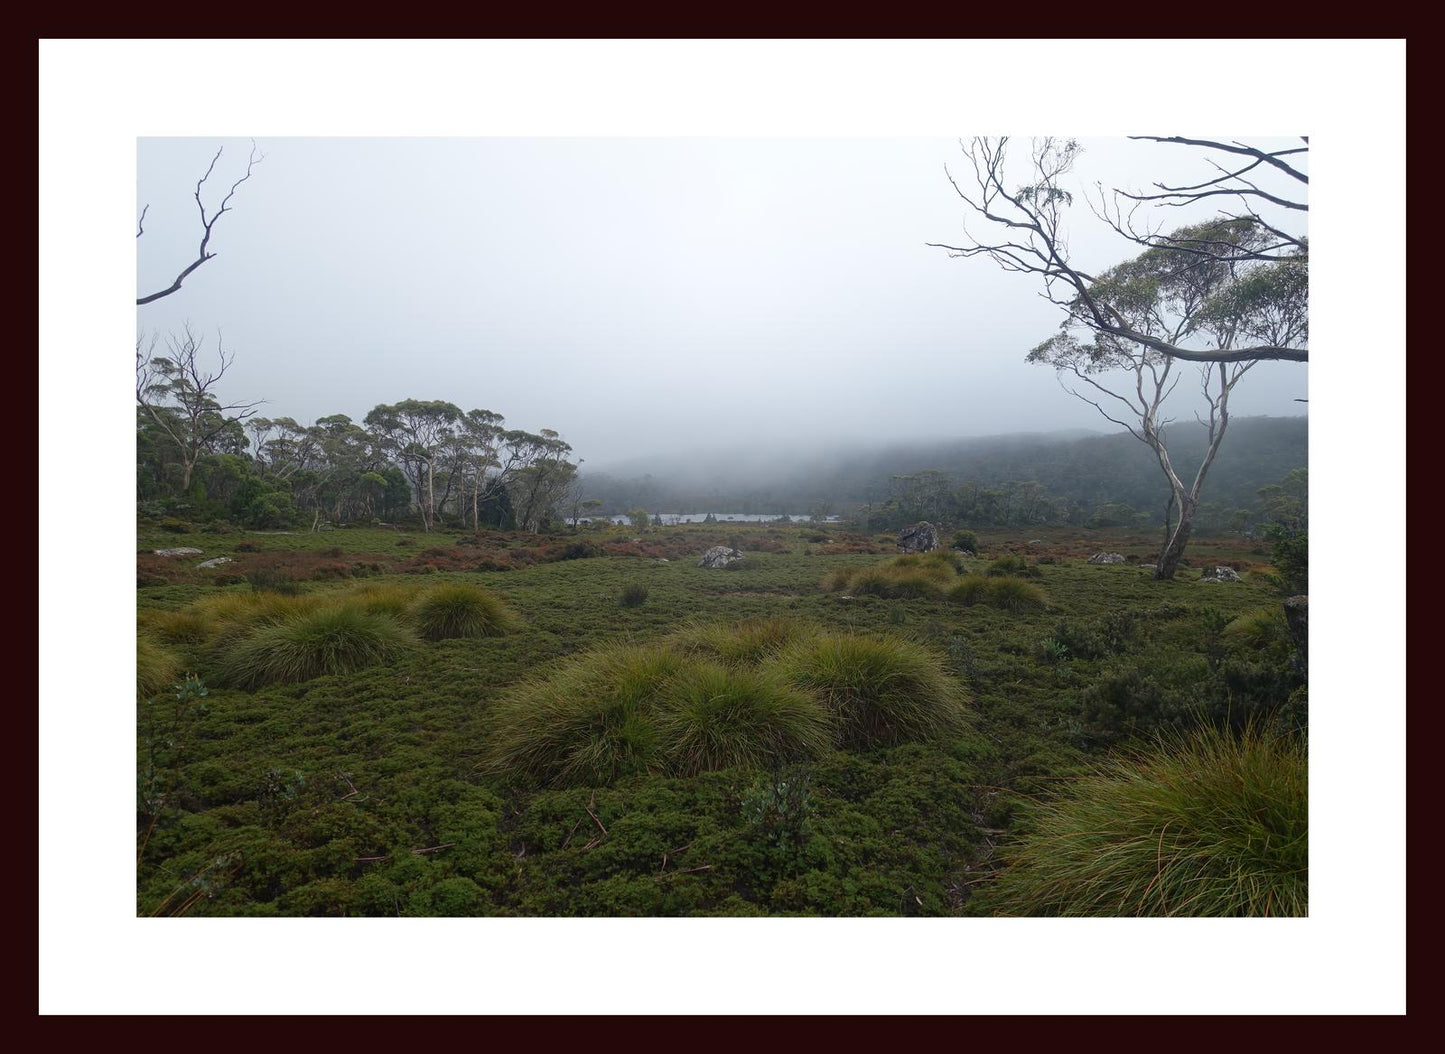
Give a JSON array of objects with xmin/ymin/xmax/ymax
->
[{"xmin": 38, "ymin": 38, "xmax": 1405, "ymax": 1016}]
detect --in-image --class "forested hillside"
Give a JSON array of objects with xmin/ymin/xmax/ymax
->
[{"xmin": 582, "ymin": 416, "xmax": 1307, "ymax": 531}]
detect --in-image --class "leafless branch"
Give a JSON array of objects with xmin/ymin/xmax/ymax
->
[
  {"xmin": 930, "ymin": 137, "xmax": 1307, "ymax": 363},
  {"xmin": 137, "ymin": 140, "xmax": 264, "ymax": 306}
]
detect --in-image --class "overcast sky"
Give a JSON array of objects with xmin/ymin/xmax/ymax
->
[{"xmin": 136, "ymin": 135, "xmax": 1307, "ymax": 469}]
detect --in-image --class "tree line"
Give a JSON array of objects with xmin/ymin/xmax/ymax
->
[{"xmin": 137, "ymin": 331, "xmax": 580, "ymax": 533}]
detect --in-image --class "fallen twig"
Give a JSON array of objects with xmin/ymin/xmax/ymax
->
[
  {"xmin": 660, "ymin": 840, "xmax": 693, "ymax": 871},
  {"xmin": 337, "ymin": 772, "xmax": 368, "ymax": 802},
  {"xmin": 656, "ymin": 864, "xmax": 713, "ymax": 880},
  {"xmin": 412, "ymin": 842, "xmax": 456, "ymax": 856},
  {"xmin": 584, "ymin": 792, "xmax": 608, "ymax": 836}
]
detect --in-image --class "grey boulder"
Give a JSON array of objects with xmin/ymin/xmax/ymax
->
[{"xmin": 698, "ymin": 546, "xmax": 745, "ymax": 569}]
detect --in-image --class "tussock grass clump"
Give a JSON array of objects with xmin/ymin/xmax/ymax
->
[
  {"xmin": 192, "ymin": 591, "xmax": 321, "ymax": 629},
  {"xmin": 947, "ymin": 575, "xmax": 989, "ymax": 605},
  {"xmin": 412, "ymin": 583, "xmax": 514, "ymax": 640},
  {"xmin": 655, "ymin": 662, "xmax": 831, "ymax": 776},
  {"xmin": 984, "ymin": 576, "xmax": 1050, "ymax": 612},
  {"xmin": 137, "ymin": 637, "xmax": 181, "ymax": 698},
  {"xmin": 344, "ymin": 583, "xmax": 422, "ymax": 619},
  {"xmin": 990, "ymin": 726, "xmax": 1307, "ymax": 917},
  {"xmin": 618, "ymin": 583, "xmax": 649, "ymax": 608},
  {"xmin": 823, "ymin": 550, "xmax": 959, "ymax": 598},
  {"xmin": 1221, "ymin": 607, "xmax": 1290, "ymax": 652},
  {"xmin": 481, "ymin": 644, "xmax": 687, "ymax": 786},
  {"xmin": 770, "ymin": 633, "xmax": 969, "ymax": 749},
  {"xmin": 482, "ymin": 621, "xmax": 970, "ymax": 786},
  {"xmin": 219, "ymin": 608, "xmax": 415, "ymax": 689},
  {"xmin": 669, "ymin": 617, "xmax": 821, "ymax": 667},
  {"xmin": 947, "ymin": 575, "xmax": 1049, "ymax": 612},
  {"xmin": 985, "ymin": 554, "xmax": 1038, "ymax": 578},
  {"xmin": 149, "ymin": 609, "xmax": 218, "ymax": 645}
]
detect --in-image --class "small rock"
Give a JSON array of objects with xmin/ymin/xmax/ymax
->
[
  {"xmin": 153, "ymin": 547, "xmax": 203, "ymax": 557},
  {"xmin": 1200, "ymin": 566, "xmax": 1242, "ymax": 583},
  {"xmin": 196, "ymin": 556, "xmax": 233, "ymax": 569},
  {"xmin": 698, "ymin": 545, "xmax": 745, "ymax": 569},
  {"xmin": 654, "ymin": 558, "xmax": 670, "ymax": 564},
  {"xmin": 1087, "ymin": 552, "xmax": 1126, "ymax": 565}
]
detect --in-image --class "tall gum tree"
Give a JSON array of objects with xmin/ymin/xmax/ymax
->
[{"xmin": 930, "ymin": 137, "xmax": 1308, "ymax": 579}]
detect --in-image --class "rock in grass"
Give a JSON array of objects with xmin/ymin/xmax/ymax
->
[
  {"xmin": 197, "ymin": 556, "xmax": 233, "ymax": 568},
  {"xmin": 698, "ymin": 545, "xmax": 745, "ymax": 569},
  {"xmin": 154, "ymin": 547, "xmax": 203, "ymax": 557},
  {"xmin": 897, "ymin": 522, "xmax": 941, "ymax": 553},
  {"xmin": 1200, "ymin": 566, "xmax": 1242, "ymax": 583},
  {"xmin": 1087, "ymin": 552, "xmax": 1126, "ymax": 565}
]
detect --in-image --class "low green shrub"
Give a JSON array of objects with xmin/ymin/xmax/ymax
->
[
  {"xmin": 988, "ymin": 725, "xmax": 1307, "ymax": 916},
  {"xmin": 618, "ymin": 584, "xmax": 649, "ymax": 608}
]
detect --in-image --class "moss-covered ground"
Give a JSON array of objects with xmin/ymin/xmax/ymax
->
[{"xmin": 135, "ymin": 521, "xmax": 1297, "ymax": 916}]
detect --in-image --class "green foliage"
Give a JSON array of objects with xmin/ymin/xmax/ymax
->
[
  {"xmin": 1049, "ymin": 610, "xmax": 1141, "ymax": 660},
  {"xmin": 135, "ymin": 520, "xmax": 1298, "ymax": 917},
  {"xmin": 618, "ymin": 584, "xmax": 649, "ymax": 608},
  {"xmin": 988, "ymin": 725, "xmax": 1307, "ymax": 916},
  {"xmin": 412, "ymin": 584, "xmax": 514, "ymax": 641},
  {"xmin": 740, "ymin": 768, "xmax": 815, "ymax": 848},
  {"xmin": 772, "ymin": 633, "xmax": 969, "ymax": 750},
  {"xmin": 951, "ymin": 529, "xmax": 978, "ymax": 552},
  {"xmin": 1265, "ymin": 523, "xmax": 1308, "ymax": 595},
  {"xmin": 219, "ymin": 608, "xmax": 416, "ymax": 689}
]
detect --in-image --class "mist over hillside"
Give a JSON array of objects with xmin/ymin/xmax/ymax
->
[{"xmin": 580, "ymin": 416, "xmax": 1307, "ymax": 526}]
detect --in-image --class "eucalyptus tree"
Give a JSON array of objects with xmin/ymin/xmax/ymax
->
[
  {"xmin": 135, "ymin": 326, "xmax": 261, "ymax": 494},
  {"xmin": 931, "ymin": 137, "xmax": 1307, "ymax": 579},
  {"xmin": 363, "ymin": 399, "xmax": 463, "ymax": 531},
  {"xmin": 1025, "ymin": 217, "xmax": 1306, "ymax": 578},
  {"xmin": 930, "ymin": 136, "xmax": 1308, "ymax": 366},
  {"xmin": 449, "ymin": 409, "xmax": 507, "ymax": 529},
  {"xmin": 505, "ymin": 429, "xmax": 578, "ymax": 532}
]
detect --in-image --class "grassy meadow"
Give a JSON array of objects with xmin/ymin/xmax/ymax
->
[{"xmin": 135, "ymin": 520, "xmax": 1305, "ymax": 917}]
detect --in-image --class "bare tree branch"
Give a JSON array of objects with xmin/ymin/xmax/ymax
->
[{"xmin": 137, "ymin": 140, "xmax": 264, "ymax": 306}]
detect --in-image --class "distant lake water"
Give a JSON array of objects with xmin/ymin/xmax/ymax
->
[{"xmin": 587, "ymin": 513, "xmax": 840, "ymax": 525}]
